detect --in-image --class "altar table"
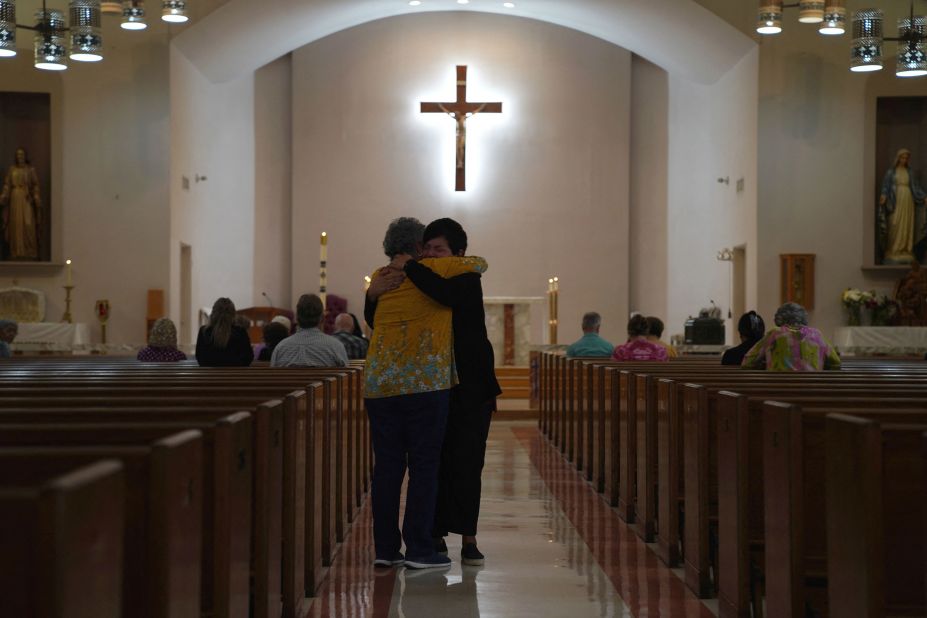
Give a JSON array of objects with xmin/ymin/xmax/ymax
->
[
  {"xmin": 11, "ymin": 322, "xmax": 91, "ymax": 353},
  {"xmin": 833, "ymin": 326, "xmax": 927, "ymax": 356}
]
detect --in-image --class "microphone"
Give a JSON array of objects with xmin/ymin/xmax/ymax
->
[{"xmin": 262, "ymin": 292, "xmax": 274, "ymax": 308}]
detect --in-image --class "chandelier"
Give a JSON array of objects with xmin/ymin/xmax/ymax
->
[
  {"xmin": 0, "ymin": 0, "xmax": 190, "ymax": 71},
  {"xmin": 756, "ymin": 1, "xmax": 927, "ymax": 77}
]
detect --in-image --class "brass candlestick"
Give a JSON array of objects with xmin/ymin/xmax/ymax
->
[{"xmin": 62, "ymin": 285, "xmax": 74, "ymax": 323}]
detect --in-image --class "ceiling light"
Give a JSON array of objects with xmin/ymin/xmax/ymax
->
[
  {"xmin": 69, "ymin": 0, "xmax": 103, "ymax": 62},
  {"xmin": 409, "ymin": 0, "xmax": 421, "ymax": 5},
  {"xmin": 457, "ymin": 0, "xmax": 469, "ymax": 4},
  {"xmin": 0, "ymin": 0, "xmax": 15, "ymax": 57},
  {"xmin": 503, "ymin": 1, "xmax": 515, "ymax": 6},
  {"xmin": 121, "ymin": 0, "xmax": 147, "ymax": 30},
  {"xmin": 798, "ymin": 0, "xmax": 824, "ymax": 24},
  {"xmin": 756, "ymin": 2, "xmax": 783, "ymax": 34},
  {"xmin": 850, "ymin": 8, "xmax": 883, "ymax": 72},
  {"xmin": 161, "ymin": 0, "xmax": 187, "ymax": 23},
  {"xmin": 896, "ymin": 15, "xmax": 927, "ymax": 77},
  {"xmin": 33, "ymin": 9, "xmax": 68, "ymax": 71},
  {"xmin": 819, "ymin": 4, "xmax": 846, "ymax": 35}
]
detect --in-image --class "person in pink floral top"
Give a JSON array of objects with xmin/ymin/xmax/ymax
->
[
  {"xmin": 138, "ymin": 318, "xmax": 187, "ymax": 362},
  {"xmin": 612, "ymin": 315, "xmax": 669, "ymax": 362},
  {"xmin": 742, "ymin": 303, "xmax": 840, "ymax": 371}
]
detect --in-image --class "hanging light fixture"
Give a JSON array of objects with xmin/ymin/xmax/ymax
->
[
  {"xmin": 69, "ymin": 0, "xmax": 102, "ymax": 62},
  {"xmin": 161, "ymin": 0, "xmax": 187, "ymax": 23},
  {"xmin": 121, "ymin": 0, "xmax": 146, "ymax": 29},
  {"xmin": 896, "ymin": 14, "xmax": 927, "ymax": 76},
  {"xmin": 33, "ymin": 8, "xmax": 67, "ymax": 70},
  {"xmin": 820, "ymin": 1, "xmax": 847, "ymax": 35},
  {"xmin": 798, "ymin": 0, "xmax": 825, "ymax": 23},
  {"xmin": 757, "ymin": 1, "xmax": 784, "ymax": 34},
  {"xmin": 851, "ymin": 8, "xmax": 884, "ymax": 72},
  {"xmin": 758, "ymin": 0, "xmax": 830, "ymax": 34},
  {"xmin": 0, "ymin": 0, "xmax": 193, "ymax": 71},
  {"xmin": 0, "ymin": 0, "xmax": 16, "ymax": 57}
]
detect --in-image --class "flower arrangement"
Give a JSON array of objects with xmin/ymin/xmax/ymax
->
[
  {"xmin": 842, "ymin": 288, "xmax": 875, "ymax": 326},
  {"xmin": 841, "ymin": 289, "xmax": 898, "ymax": 326}
]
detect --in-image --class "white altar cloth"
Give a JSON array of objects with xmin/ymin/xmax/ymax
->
[
  {"xmin": 833, "ymin": 326, "xmax": 927, "ymax": 355},
  {"xmin": 11, "ymin": 322, "xmax": 91, "ymax": 353}
]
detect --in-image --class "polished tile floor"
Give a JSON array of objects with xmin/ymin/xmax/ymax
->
[{"xmin": 309, "ymin": 421, "xmax": 717, "ymax": 618}]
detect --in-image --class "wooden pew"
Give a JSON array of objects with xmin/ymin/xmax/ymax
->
[
  {"xmin": 825, "ymin": 414, "xmax": 927, "ymax": 618},
  {"xmin": 0, "ymin": 431, "xmax": 204, "ymax": 618},
  {"xmin": 0, "ymin": 460, "xmax": 125, "ymax": 618},
  {"xmin": 0, "ymin": 360, "xmax": 368, "ymax": 615}
]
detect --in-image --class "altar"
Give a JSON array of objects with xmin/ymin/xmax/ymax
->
[
  {"xmin": 12, "ymin": 322, "xmax": 91, "ymax": 353},
  {"xmin": 484, "ymin": 297, "xmax": 544, "ymax": 366},
  {"xmin": 833, "ymin": 326, "xmax": 927, "ymax": 356}
]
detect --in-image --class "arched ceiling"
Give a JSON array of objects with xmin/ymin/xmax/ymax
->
[{"xmin": 173, "ymin": 0, "xmax": 755, "ymax": 85}]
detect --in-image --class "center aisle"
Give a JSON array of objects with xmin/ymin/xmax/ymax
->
[{"xmin": 309, "ymin": 421, "xmax": 717, "ymax": 617}]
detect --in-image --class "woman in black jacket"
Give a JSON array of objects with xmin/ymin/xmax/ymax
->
[
  {"xmin": 195, "ymin": 297, "xmax": 254, "ymax": 367},
  {"xmin": 721, "ymin": 311, "xmax": 766, "ymax": 366}
]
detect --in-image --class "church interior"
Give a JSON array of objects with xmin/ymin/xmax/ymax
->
[{"xmin": 0, "ymin": 1, "xmax": 926, "ymax": 617}]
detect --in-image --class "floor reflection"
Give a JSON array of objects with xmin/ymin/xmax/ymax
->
[{"xmin": 308, "ymin": 422, "xmax": 715, "ymax": 618}]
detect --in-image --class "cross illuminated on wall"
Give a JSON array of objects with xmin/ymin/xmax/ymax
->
[{"xmin": 420, "ymin": 65, "xmax": 502, "ymax": 191}]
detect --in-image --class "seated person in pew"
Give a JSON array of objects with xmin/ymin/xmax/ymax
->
[
  {"xmin": 645, "ymin": 316, "xmax": 678, "ymax": 358},
  {"xmin": 741, "ymin": 302, "xmax": 840, "ymax": 371},
  {"xmin": 721, "ymin": 310, "xmax": 765, "ymax": 366},
  {"xmin": 271, "ymin": 294, "xmax": 348, "ymax": 368},
  {"xmin": 565, "ymin": 312, "xmax": 614, "ymax": 358},
  {"xmin": 612, "ymin": 314, "xmax": 669, "ymax": 362},
  {"xmin": 195, "ymin": 297, "xmax": 254, "ymax": 367},
  {"xmin": 0, "ymin": 319, "xmax": 17, "ymax": 358},
  {"xmin": 332, "ymin": 313, "xmax": 369, "ymax": 360},
  {"xmin": 364, "ymin": 217, "xmax": 487, "ymax": 570},
  {"xmin": 137, "ymin": 318, "xmax": 187, "ymax": 362},
  {"xmin": 256, "ymin": 321, "xmax": 289, "ymax": 362}
]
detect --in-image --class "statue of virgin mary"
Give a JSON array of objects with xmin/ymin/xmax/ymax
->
[{"xmin": 879, "ymin": 148, "xmax": 927, "ymax": 264}]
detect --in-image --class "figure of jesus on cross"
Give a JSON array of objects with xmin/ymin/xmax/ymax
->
[{"xmin": 421, "ymin": 66, "xmax": 502, "ymax": 191}]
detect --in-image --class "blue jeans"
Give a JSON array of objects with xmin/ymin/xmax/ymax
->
[{"xmin": 365, "ymin": 390, "xmax": 450, "ymax": 559}]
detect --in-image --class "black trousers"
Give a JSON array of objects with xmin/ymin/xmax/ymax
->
[{"xmin": 432, "ymin": 389, "xmax": 494, "ymax": 537}]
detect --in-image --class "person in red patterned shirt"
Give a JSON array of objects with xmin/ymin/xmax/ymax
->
[{"xmin": 612, "ymin": 314, "xmax": 668, "ymax": 362}]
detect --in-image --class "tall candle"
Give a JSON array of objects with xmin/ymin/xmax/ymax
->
[
  {"xmin": 320, "ymin": 232, "xmax": 328, "ymax": 262},
  {"xmin": 320, "ymin": 232, "xmax": 328, "ymax": 305},
  {"xmin": 66, "ymin": 259, "xmax": 72, "ymax": 286},
  {"xmin": 364, "ymin": 275, "xmax": 372, "ymax": 292}
]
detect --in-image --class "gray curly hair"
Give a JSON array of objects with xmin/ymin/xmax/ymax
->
[
  {"xmin": 774, "ymin": 302, "xmax": 809, "ymax": 327},
  {"xmin": 382, "ymin": 217, "xmax": 425, "ymax": 258}
]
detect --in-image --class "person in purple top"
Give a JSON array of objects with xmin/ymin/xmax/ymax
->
[
  {"xmin": 741, "ymin": 303, "xmax": 841, "ymax": 371},
  {"xmin": 138, "ymin": 318, "xmax": 187, "ymax": 362}
]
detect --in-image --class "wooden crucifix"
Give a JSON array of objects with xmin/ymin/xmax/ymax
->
[{"xmin": 421, "ymin": 65, "xmax": 502, "ymax": 191}]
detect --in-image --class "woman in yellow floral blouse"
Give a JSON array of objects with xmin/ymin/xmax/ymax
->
[{"xmin": 364, "ymin": 217, "xmax": 487, "ymax": 570}]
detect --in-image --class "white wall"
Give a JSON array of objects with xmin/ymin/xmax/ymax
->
[
  {"xmin": 169, "ymin": 47, "xmax": 255, "ymax": 343},
  {"xmin": 0, "ymin": 24, "xmax": 171, "ymax": 344},
  {"xmin": 253, "ymin": 55, "xmax": 293, "ymax": 310},
  {"xmin": 289, "ymin": 13, "xmax": 632, "ymax": 345},
  {"xmin": 667, "ymin": 49, "xmax": 759, "ymax": 344},
  {"xmin": 629, "ymin": 56, "xmax": 669, "ymax": 324}
]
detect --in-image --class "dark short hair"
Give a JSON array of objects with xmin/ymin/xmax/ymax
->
[
  {"xmin": 262, "ymin": 322, "xmax": 289, "ymax": 348},
  {"xmin": 383, "ymin": 217, "xmax": 425, "ymax": 257},
  {"xmin": 737, "ymin": 311, "xmax": 766, "ymax": 341},
  {"xmin": 627, "ymin": 314, "xmax": 650, "ymax": 337},
  {"xmin": 296, "ymin": 294, "xmax": 324, "ymax": 329},
  {"xmin": 423, "ymin": 218, "xmax": 468, "ymax": 255},
  {"xmin": 646, "ymin": 316, "xmax": 665, "ymax": 338}
]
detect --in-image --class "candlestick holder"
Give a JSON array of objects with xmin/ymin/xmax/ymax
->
[{"xmin": 61, "ymin": 285, "xmax": 74, "ymax": 323}]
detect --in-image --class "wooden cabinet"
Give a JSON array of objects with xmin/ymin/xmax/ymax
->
[{"xmin": 780, "ymin": 254, "xmax": 815, "ymax": 309}]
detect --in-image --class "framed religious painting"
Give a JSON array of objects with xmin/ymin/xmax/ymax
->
[
  {"xmin": 874, "ymin": 97, "xmax": 927, "ymax": 266},
  {"xmin": 0, "ymin": 92, "xmax": 52, "ymax": 263}
]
